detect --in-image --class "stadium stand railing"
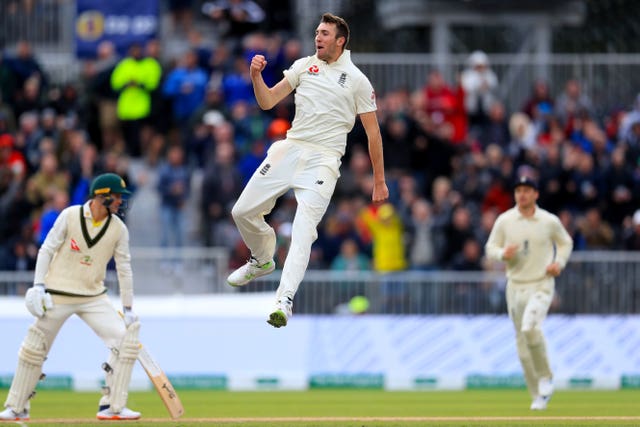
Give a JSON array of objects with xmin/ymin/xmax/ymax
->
[{"xmin": 1, "ymin": 250, "xmax": 639, "ymax": 315}]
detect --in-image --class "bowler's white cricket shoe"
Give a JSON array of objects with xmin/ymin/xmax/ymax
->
[
  {"xmin": 538, "ymin": 377, "xmax": 554, "ymax": 398},
  {"xmin": 96, "ymin": 406, "xmax": 141, "ymax": 420},
  {"xmin": 227, "ymin": 257, "xmax": 275, "ymax": 287},
  {"xmin": 530, "ymin": 395, "xmax": 550, "ymax": 410},
  {"xmin": 0, "ymin": 407, "xmax": 29, "ymax": 421},
  {"xmin": 267, "ymin": 297, "xmax": 293, "ymax": 328}
]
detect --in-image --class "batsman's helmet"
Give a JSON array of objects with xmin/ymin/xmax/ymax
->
[{"xmin": 90, "ymin": 173, "xmax": 132, "ymax": 198}]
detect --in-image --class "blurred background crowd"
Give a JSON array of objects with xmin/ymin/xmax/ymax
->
[{"xmin": 2, "ymin": 0, "xmax": 640, "ymax": 283}]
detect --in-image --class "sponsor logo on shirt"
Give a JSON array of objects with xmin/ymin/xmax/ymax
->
[
  {"xmin": 80, "ymin": 255, "xmax": 93, "ymax": 266},
  {"xmin": 307, "ymin": 65, "xmax": 320, "ymax": 75},
  {"xmin": 338, "ymin": 73, "xmax": 347, "ymax": 87},
  {"xmin": 70, "ymin": 238, "xmax": 80, "ymax": 252},
  {"xmin": 259, "ymin": 163, "xmax": 271, "ymax": 176}
]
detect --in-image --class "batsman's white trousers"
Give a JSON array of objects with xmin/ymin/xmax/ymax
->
[
  {"xmin": 506, "ymin": 277, "xmax": 554, "ymax": 397},
  {"xmin": 31, "ymin": 294, "xmax": 126, "ymax": 356},
  {"xmin": 232, "ymin": 139, "xmax": 340, "ymax": 300}
]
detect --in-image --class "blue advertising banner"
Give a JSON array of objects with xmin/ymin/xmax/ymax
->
[{"xmin": 75, "ymin": 0, "xmax": 159, "ymax": 59}]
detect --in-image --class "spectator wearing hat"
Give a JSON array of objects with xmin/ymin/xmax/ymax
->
[{"xmin": 461, "ymin": 50, "xmax": 499, "ymax": 136}]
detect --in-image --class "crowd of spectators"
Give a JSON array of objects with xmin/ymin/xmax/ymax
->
[{"xmin": 2, "ymin": 18, "xmax": 640, "ymax": 284}]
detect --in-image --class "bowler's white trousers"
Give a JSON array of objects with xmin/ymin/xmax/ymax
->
[{"xmin": 231, "ymin": 139, "xmax": 340, "ymax": 300}]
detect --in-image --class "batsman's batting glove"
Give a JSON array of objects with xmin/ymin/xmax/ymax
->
[
  {"xmin": 25, "ymin": 283, "xmax": 53, "ymax": 318},
  {"xmin": 122, "ymin": 307, "xmax": 138, "ymax": 327}
]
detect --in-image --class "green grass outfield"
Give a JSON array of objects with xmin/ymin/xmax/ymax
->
[{"xmin": 12, "ymin": 389, "xmax": 640, "ymax": 426}]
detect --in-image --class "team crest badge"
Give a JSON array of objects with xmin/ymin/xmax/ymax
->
[{"xmin": 70, "ymin": 238, "xmax": 80, "ymax": 252}]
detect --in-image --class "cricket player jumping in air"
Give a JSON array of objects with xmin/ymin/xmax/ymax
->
[
  {"xmin": 0, "ymin": 173, "xmax": 141, "ymax": 421},
  {"xmin": 485, "ymin": 176, "xmax": 573, "ymax": 410},
  {"xmin": 227, "ymin": 13, "xmax": 388, "ymax": 327}
]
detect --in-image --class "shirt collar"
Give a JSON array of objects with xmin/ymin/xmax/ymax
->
[
  {"xmin": 315, "ymin": 49, "xmax": 350, "ymax": 66},
  {"xmin": 83, "ymin": 201, "xmax": 93, "ymax": 219},
  {"xmin": 516, "ymin": 204, "xmax": 540, "ymax": 220},
  {"xmin": 335, "ymin": 49, "xmax": 350, "ymax": 65}
]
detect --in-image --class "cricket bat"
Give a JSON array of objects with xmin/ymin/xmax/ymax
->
[{"xmin": 138, "ymin": 344, "xmax": 185, "ymax": 419}]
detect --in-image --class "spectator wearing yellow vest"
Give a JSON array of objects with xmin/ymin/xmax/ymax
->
[{"xmin": 110, "ymin": 43, "xmax": 162, "ymax": 157}]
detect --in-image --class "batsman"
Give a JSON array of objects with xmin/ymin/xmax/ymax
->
[{"xmin": 0, "ymin": 173, "xmax": 142, "ymax": 421}]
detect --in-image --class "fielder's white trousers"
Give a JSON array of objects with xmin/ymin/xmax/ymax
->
[
  {"xmin": 506, "ymin": 277, "xmax": 554, "ymax": 397},
  {"xmin": 231, "ymin": 139, "xmax": 340, "ymax": 300},
  {"xmin": 33, "ymin": 295, "xmax": 126, "ymax": 354}
]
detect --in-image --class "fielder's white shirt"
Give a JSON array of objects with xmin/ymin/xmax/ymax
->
[
  {"xmin": 283, "ymin": 49, "xmax": 377, "ymax": 156},
  {"xmin": 485, "ymin": 205, "xmax": 573, "ymax": 283}
]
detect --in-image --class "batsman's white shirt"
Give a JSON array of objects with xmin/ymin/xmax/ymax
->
[
  {"xmin": 283, "ymin": 49, "xmax": 377, "ymax": 156},
  {"xmin": 34, "ymin": 201, "xmax": 134, "ymax": 307}
]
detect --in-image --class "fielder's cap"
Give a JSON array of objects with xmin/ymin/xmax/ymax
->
[{"xmin": 514, "ymin": 175, "xmax": 538, "ymax": 190}]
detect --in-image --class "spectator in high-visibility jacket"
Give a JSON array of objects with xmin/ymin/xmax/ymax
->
[
  {"xmin": 357, "ymin": 202, "xmax": 408, "ymax": 313},
  {"xmin": 110, "ymin": 43, "xmax": 162, "ymax": 157},
  {"xmin": 357, "ymin": 202, "xmax": 407, "ymax": 273}
]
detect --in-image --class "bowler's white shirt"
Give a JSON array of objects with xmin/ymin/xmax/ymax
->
[{"xmin": 283, "ymin": 50, "xmax": 377, "ymax": 156}]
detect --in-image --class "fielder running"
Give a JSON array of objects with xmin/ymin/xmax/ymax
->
[
  {"xmin": 227, "ymin": 13, "xmax": 388, "ymax": 327},
  {"xmin": 485, "ymin": 176, "xmax": 573, "ymax": 410},
  {"xmin": 0, "ymin": 173, "xmax": 141, "ymax": 421}
]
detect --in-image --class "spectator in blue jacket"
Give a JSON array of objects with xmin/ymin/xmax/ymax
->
[
  {"xmin": 163, "ymin": 50, "xmax": 208, "ymax": 135},
  {"xmin": 157, "ymin": 144, "xmax": 191, "ymax": 249}
]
